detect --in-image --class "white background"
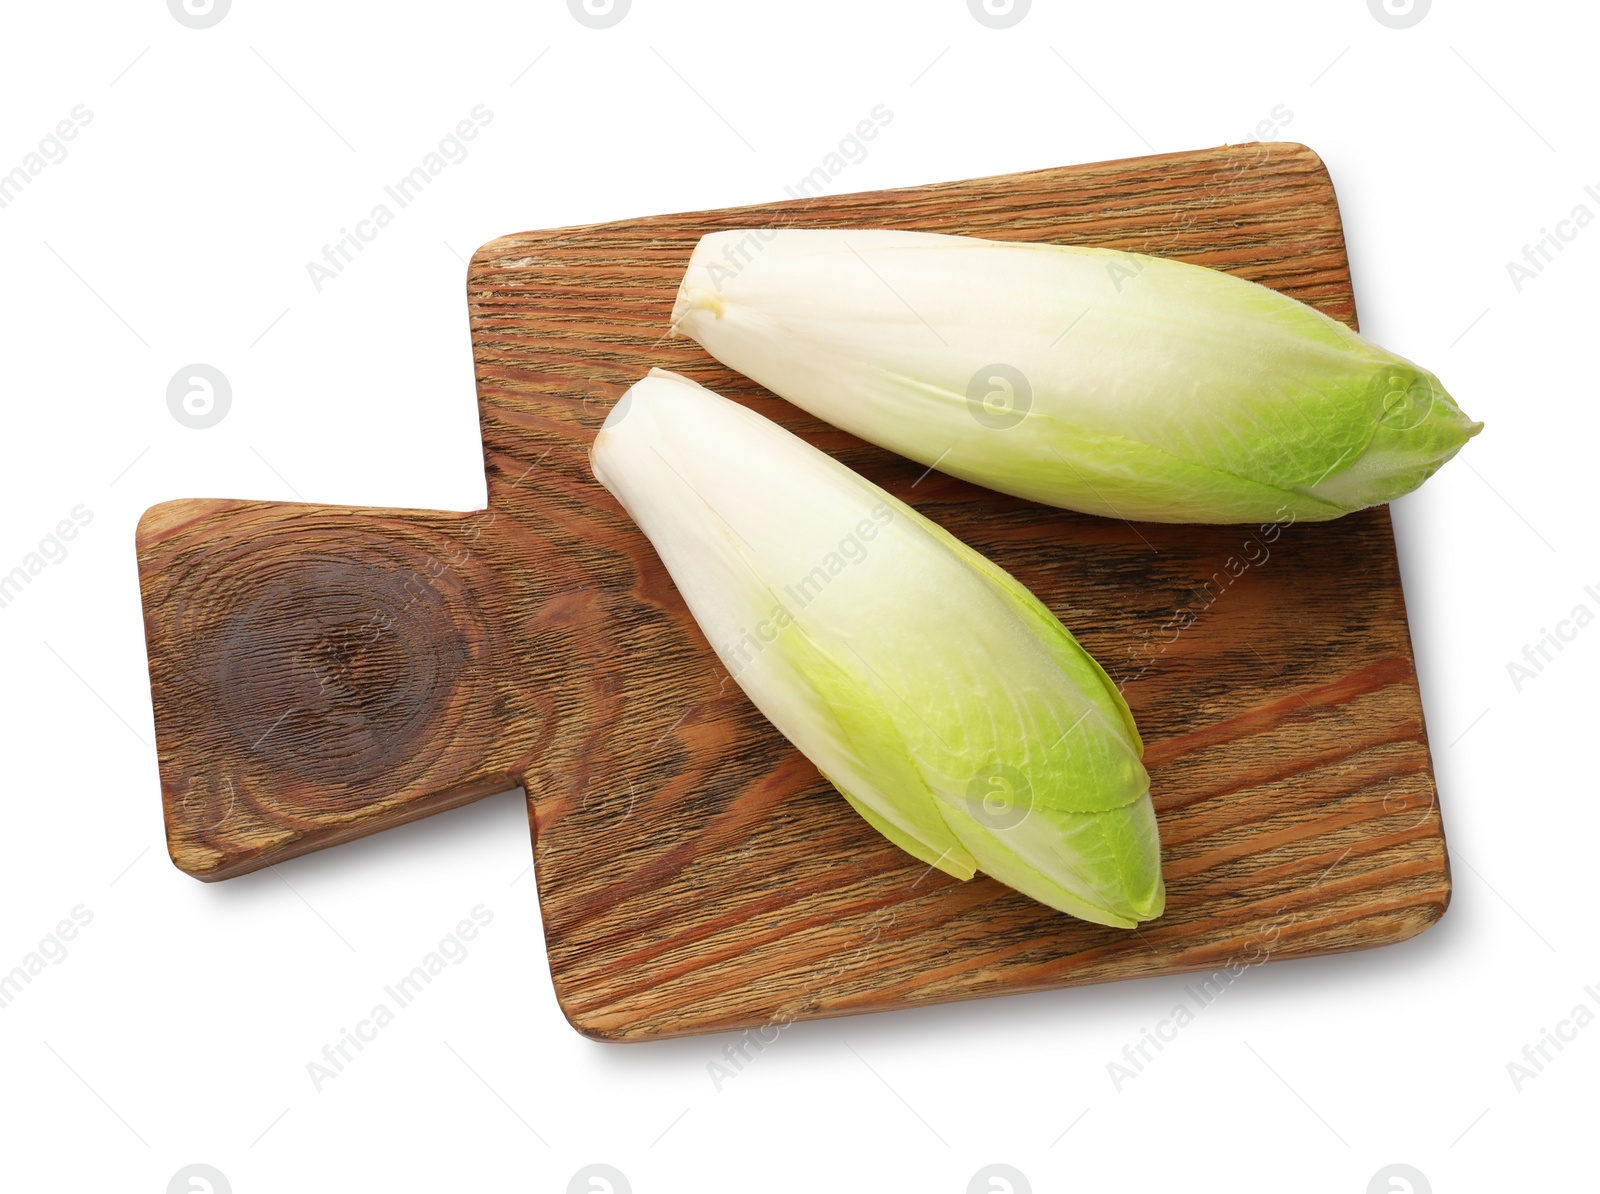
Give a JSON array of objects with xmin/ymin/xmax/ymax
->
[{"xmin": 0, "ymin": 1, "xmax": 1593, "ymax": 1191}]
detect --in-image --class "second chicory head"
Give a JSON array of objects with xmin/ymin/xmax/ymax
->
[{"xmin": 590, "ymin": 368, "xmax": 1164, "ymax": 928}]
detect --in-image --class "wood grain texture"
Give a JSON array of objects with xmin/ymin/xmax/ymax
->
[{"xmin": 137, "ymin": 142, "xmax": 1450, "ymax": 1039}]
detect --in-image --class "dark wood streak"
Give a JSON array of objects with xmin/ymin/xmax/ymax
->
[{"xmin": 136, "ymin": 143, "xmax": 1449, "ymax": 1039}]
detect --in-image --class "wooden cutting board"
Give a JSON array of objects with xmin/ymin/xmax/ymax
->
[{"xmin": 137, "ymin": 142, "xmax": 1450, "ymax": 1040}]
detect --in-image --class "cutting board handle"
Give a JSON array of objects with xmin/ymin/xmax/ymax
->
[{"xmin": 137, "ymin": 497, "xmax": 544, "ymax": 879}]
